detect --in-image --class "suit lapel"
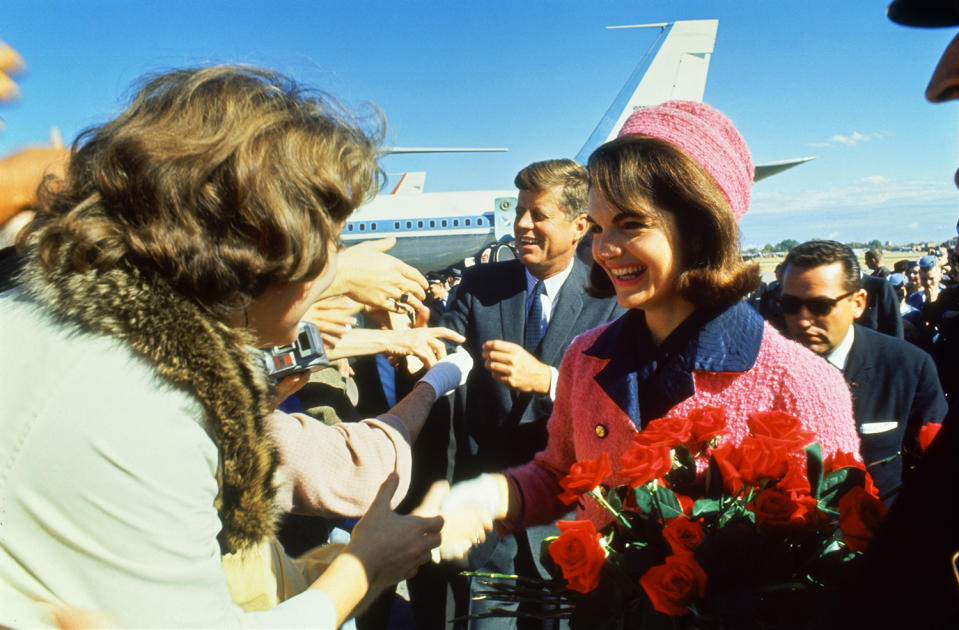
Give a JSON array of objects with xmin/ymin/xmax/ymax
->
[
  {"xmin": 539, "ymin": 261, "xmax": 586, "ymax": 365},
  {"xmin": 499, "ymin": 261, "xmax": 527, "ymax": 343},
  {"xmin": 843, "ymin": 325, "xmax": 872, "ymax": 385}
]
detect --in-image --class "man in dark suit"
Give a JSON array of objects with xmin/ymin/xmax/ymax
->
[
  {"xmin": 780, "ymin": 240, "xmax": 946, "ymax": 500},
  {"xmin": 438, "ymin": 159, "xmax": 624, "ymax": 628}
]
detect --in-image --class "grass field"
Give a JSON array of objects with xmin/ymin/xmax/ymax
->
[{"xmin": 753, "ymin": 251, "xmax": 927, "ymax": 282}]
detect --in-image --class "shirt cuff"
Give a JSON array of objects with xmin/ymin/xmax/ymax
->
[{"xmin": 548, "ymin": 366, "xmax": 559, "ymax": 401}]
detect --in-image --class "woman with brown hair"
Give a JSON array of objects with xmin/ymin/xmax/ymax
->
[
  {"xmin": 440, "ymin": 101, "xmax": 860, "ymax": 548},
  {"xmin": 0, "ymin": 65, "xmax": 446, "ymax": 628}
]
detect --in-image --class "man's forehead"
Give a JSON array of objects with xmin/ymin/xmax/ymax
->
[{"xmin": 783, "ymin": 262, "xmax": 846, "ymax": 290}]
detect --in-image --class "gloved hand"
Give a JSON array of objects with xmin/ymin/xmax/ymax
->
[
  {"xmin": 417, "ymin": 346, "xmax": 473, "ymax": 401},
  {"xmin": 433, "ymin": 473, "xmax": 503, "ymax": 561}
]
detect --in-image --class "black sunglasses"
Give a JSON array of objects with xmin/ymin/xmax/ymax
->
[{"xmin": 778, "ymin": 290, "xmax": 857, "ymax": 316}]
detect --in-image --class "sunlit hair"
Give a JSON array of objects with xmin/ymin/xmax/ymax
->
[
  {"xmin": 514, "ymin": 159, "xmax": 589, "ymax": 220},
  {"xmin": 585, "ymin": 135, "xmax": 759, "ymax": 307},
  {"xmin": 783, "ymin": 240, "xmax": 862, "ymax": 293},
  {"xmin": 21, "ymin": 65, "xmax": 384, "ymax": 319}
]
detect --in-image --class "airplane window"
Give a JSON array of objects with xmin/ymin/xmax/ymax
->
[
  {"xmin": 465, "ymin": 219, "xmax": 471, "ymax": 226},
  {"xmin": 429, "ymin": 220, "xmax": 435, "ymax": 228},
  {"xmin": 477, "ymin": 218, "xmax": 484, "ymax": 226},
  {"xmin": 394, "ymin": 221, "xmax": 400, "ymax": 230},
  {"xmin": 371, "ymin": 224, "xmax": 377, "ymax": 231},
  {"xmin": 417, "ymin": 221, "xmax": 423, "ymax": 228},
  {"xmin": 441, "ymin": 220, "xmax": 448, "ymax": 227},
  {"xmin": 347, "ymin": 224, "xmax": 353, "ymax": 232},
  {"xmin": 453, "ymin": 219, "xmax": 459, "ymax": 227},
  {"xmin": 359, "ymin": 224, "xmax": 365, "ymax": 231},
  {"xmin": 406, "ymin": 221, "xmax": 412, "ymax": 229}
]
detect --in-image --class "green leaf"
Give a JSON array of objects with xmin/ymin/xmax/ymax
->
[
  {"xmin": 605, "ymin": 487, "xmax": 623, "ymax": 514},
  {"xmin": 633, "ymin": 485, "xmax": 655, "ymax": 515},
  {"xmin": 539, "ymin": 536, "xmax": 561, "ymax": 579},
  {"xmin": 692, "ymin": 498, "xmax": 721, "ymax": 519},
  {"xmin": 819, "ymin": 467, "xmax": 866, "ymax": 509},
  {"xmin": 653, "ymin": 485, "xmax": 684, "ymax": 520},
  {"xmin": 805, "ymin": 442, "xmax": 824, "ymax": 500}
]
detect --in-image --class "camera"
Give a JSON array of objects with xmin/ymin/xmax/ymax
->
[{"xmin": 261, "ymin": 321, "xmax": 330, "ymax": 383}]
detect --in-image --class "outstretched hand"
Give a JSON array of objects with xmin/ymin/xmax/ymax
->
[
  {"xmin": 413, "ymin": 480, "xmax": 493, "ymax": 563},
  {"xmin": 330, "ymin": 238, "xmax": 428, "ymax": 314},
  {"xmin": 346, "ymin": 473, "xmax": 443, "ymax": 586}
]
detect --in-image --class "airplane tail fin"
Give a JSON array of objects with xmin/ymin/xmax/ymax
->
[
  {"xmin": 575, "ymin": 19, "xmax": 718, "ymax": 164},
  {"xmin": 391, "ymin": 172, "xmax": 426, "ymax": 194}
]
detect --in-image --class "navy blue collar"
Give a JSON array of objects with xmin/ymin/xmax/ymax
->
[{"xmin": 584, "ymin": 301, "xmax": 764, "ymax": 428}]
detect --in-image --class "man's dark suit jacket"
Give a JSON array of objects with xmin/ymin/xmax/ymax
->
[
  {"xmin": 439, "ymin": 258, "xmax": 625, "ymax": 478},
  {"xmin": 858, "ymin": 274, "xmax": 904, "ymax": 338},
  {"xmin": 843, "ymin": 324, "xmax": 946, "ymax": 499}
]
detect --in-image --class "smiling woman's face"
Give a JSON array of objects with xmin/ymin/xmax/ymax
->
[{"xmin": 588, "ymin": 188, "xmax": 684, "ymax": 314}]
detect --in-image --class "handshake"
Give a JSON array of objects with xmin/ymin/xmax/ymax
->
[{"xmin": 413, "ymin": 473, "xmax": 509, "ymax": 563}]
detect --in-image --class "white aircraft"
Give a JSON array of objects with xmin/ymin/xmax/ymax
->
[{"xmin": 342, "ymin": 19, "xmax": 812, "ymax": 272}]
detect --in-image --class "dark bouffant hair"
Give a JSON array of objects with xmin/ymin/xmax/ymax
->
[
  {"xmin": 21, "ymin": 65, "xmax": 384, "ymax": 319},
  {"xmin": 586, "ymin": 135, "xmax": 759, "ymax": 308},
  {"xmin": 784, "ymin": 240, "xmax": 862, "ymax": 292}
]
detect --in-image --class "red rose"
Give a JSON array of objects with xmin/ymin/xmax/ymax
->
[
  {"xmin": 711, "ymin": 441, "xmax": 744, "ymax": 493},
  {"xmin": 736, "ymin": 436, "xmax": 790, "ymax": 486},
  {"xmin": 639, "ymin": 554, "xmax": 707, "ymax": 616},
  {"xmin": 638, "ymin": 415, "xmax": 693, "ymax": 448},
  {"xmin": 919, "ymin": 423, "xmax": 943, "ymax": 452},
  {"xmin": 548, "ymin": 520, "xmax": 606, "ymax": 593},
  {"xmin": 662, "ymin": 517, "xmax": 705, "ymax": 555},
  {"xmin": 838, "ymin": 486, "xmax": 888, "ymax": 552},
  {"xmin": 619, "ymin": 442, "xmax": 673, "ymax": 488},
  {"xmin": 677, "ymin": 494, "xmax": 695, "ymax": 516},
  {"xmin": 687, "ymin": 406, "xmax": 727, "ymax": 448},
  {"xmin": 751, "ymin": 488, "xmax": 816, "ymax": 530},
  {"xmin": 825, "ymin": 450, "xmax": 864, "ymax": 473},
  {"xmin": 864, "ymin": 471, "xmax": 880, "ymax": 499},
  {"xmin": 747, "ymin": 410, "xmax": 814, "ymax": 452},
  {"xmin": 557, "ymin": 453, "xmax": 612, "ymax": 505},
  {"xmin": 777, "ymin": 459, "xmax": 811, "ymax": 495}
]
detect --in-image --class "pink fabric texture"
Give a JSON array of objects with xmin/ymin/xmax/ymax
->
[
  {"xmin": 270, "ymin": 410, "xmax": 412, "ymax": 518},
  {"xmin": 617, "ymin": 100, "xmax": 754, "ymax": 222},
  {"xmin": 503, "ymin": 321, "xmax": 860, "ymax": 532}
]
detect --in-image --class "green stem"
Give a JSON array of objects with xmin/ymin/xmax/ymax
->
[{"xmin": 587, "ymin": 487, "xmax": 632, "ymax": 530}]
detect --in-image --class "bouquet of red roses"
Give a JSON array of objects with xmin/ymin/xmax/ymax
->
[{"xmin": 465, "ymin": 408, "xmax": 888, "ymax": 629}]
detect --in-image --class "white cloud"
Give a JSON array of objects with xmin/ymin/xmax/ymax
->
[
  {"xmin": 828, "ymin": 231, "xmax": 840, "ymax": 239},
  {"xmin": 806, "ymin": 131, "xmax": 882, "ymax": 148},
  {"xmin": 750, "ymin": 176, "xmax": 956, "ymax": 215}
]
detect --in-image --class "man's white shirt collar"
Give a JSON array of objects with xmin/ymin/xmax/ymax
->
[
  {"xmin": 825, "ymin": 324, "xmax": 855, "ymax": 372},
  {"xmin": 525, "ymin": 257, "xmax": 575, "ymax": 299}
]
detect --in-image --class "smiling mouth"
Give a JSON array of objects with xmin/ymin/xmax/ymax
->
[
  {"xmin": 607, "ymin": 264, "xmax": 647, "ymax": 283},
  {"xmin": 517, "ymin": 236, "xmax": 539, "ymax": 248}
]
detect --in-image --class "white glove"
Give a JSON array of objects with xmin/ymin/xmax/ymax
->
[
  {"xmin": 418, "ymin": 346, "xmax": 473, "ymax": 401},
  {"xmin": 427, "ymin": 474, "xmax": 502, "ymax": 562}
]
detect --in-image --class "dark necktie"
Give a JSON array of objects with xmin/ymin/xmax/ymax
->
[{"xmin": 524, "ymin": 281, "xmax": 546, "ymax": 353}]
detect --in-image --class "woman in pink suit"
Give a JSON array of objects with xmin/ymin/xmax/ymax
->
[{"xmin": 439, "ymin": 100, "xmax": 860, "ymax": 544}]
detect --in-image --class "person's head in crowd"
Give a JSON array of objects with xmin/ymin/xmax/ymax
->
[
  {"xmin": 586, "ymin": 100, "xmax": 760, "ymax": 336},
  {"xmin": 21, "ymin": 66, "xmax": 383, "ymax": 346},
  {"xmin": 512, "ymin": 158, "xmax": 590, "ymax": 280},
  {"xmin": 892, "ymin": 259, "xmax": 911, "ymax": 274},
  {"xmin": 918, "ymin": 253, "xmax": 942, "ymax": 291},
  {"xmin": 864, "ymin": 248, "xmax": 883, "ymax": 272},
  {"xmin": 904, "ymin": 259, "xmax": 922, "ymax": 294},
  {"xmin": 780, "ymin": 240, "xmax": 866, "ymax": 356},
  {"xmin": 888, "ymin": 272, "xmax": 909, "ymax": 304},
  {"xmin": 446, "ymin": 266, "xmax": 462, "ymax": 287},
  {"xmin": 426, "ymin": 271, "xmax": 448, "ymax": 301}
]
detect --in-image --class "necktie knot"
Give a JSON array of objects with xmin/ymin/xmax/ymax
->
[{"xmin": 524, "ymin": 281, "xmax": 546, "ymax": 353}]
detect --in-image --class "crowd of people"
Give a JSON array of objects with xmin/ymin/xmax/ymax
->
[{"xmin": 1, "ymin": 1, "xmax": 958, "ymax": 628}]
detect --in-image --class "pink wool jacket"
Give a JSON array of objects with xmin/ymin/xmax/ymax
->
[{"xmin": 503, "ymin": 303, "xmax": 860, "ymax": 532}]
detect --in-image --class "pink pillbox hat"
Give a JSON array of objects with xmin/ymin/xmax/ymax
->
[{"xmin": 617, "ymin": 100, "xmax": 754, "ymax": 222}]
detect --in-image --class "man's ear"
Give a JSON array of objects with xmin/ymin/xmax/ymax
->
[
  {"xmin": 572, "ymin": 214, "xmax": 589, "ymax": 242},
  {"xmin": 852, "ymin": 288, "xmax": 868, "ymax": 318}
]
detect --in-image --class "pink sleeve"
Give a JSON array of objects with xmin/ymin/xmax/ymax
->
[
  {"xmin": 502, "ymin": 339, "xmax": 585, "ymax": 533},
  {"xmin": 269, "ymin": 410, "xmax": 412, "ymax": 518},
  {"xmin": 774, "ymin": 345, "xmax": 861, "ymax": 461}
]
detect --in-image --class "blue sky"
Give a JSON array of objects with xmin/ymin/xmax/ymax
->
[{"xmin": 2, "ymin": 0, "xmax": 957, "ymax": 248}]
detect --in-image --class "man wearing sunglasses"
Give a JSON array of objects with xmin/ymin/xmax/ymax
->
[{"xmin": 780, "ymin": 240, "xmax": 946, "ymax": 500}]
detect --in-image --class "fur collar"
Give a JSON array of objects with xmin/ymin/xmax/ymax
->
[{"xmin": 20, "ymin": 255, "xmax": 280, "ymax": 554}]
